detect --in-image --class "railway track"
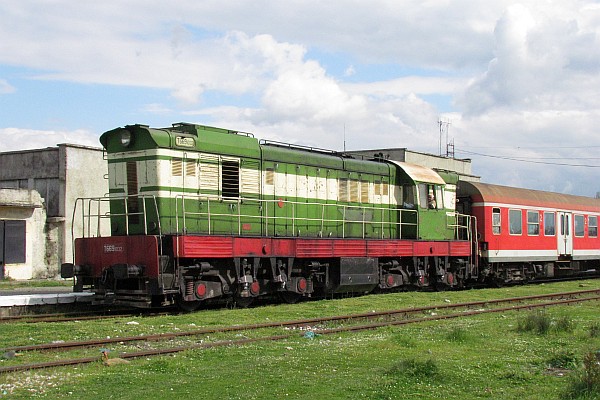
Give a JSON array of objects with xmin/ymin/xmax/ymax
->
[
  {"xmin": 0, "ymin": 307, "xmax": 177, "ymax": 324},
  {"xmin": 1, "ymin": 288, "xmax": 599, "ymax": 374}
]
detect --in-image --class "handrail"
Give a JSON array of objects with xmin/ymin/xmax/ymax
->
[
  {"xmin": 71, "ymin": 194, "xmax": 162, "ymax": 238},
  {"xmin": 70, "ymin": 194, "xmax": 473, "ymax": 244},
  {"xmin": 173, "ymin": 194, "xmax": 421, "ymax": 239}
]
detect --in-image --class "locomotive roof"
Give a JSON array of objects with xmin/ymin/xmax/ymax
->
[
  {"xmin": 388, "ymin": 160, "xmax": 446, "ymax": 185},
  {"xmin": 459, "ymin": 181, "xmax": 600, "ymax": 212}
]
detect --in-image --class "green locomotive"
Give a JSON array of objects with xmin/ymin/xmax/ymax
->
[{"xmin": 64, "ymin": 123, "xmax": 474, "ymax": 308}]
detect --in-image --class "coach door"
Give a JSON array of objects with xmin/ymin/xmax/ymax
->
[{"xmin": 557, "ymin": 212, "xmax": 573, "ymax": 257}]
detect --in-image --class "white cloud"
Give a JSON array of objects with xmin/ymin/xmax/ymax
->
[
  {"xmin": 459, "ymin": 3, "xmax": 600, "ymax": 114},
  {"xmin": 0, "ymin": 79, "xmax": 15, "ymax": 94},
  {"xmin": 1, "ymin": 1, "xmax": 600, "ymax": 196},
  {"xmin": 0, "ymin": 128, "xmax": 99, "ymax": 152}
]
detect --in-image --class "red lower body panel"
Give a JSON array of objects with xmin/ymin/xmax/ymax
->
[
  {"xmin": 174, "ymin": 236, "xmax": 471, "ymax": 259},
  {"xmin": 75, "ymin": 236, "xmax": 160, "ymax": 277}
]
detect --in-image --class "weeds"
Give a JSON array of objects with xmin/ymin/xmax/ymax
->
[
  {"xmin": 386, "ymin": 358, "xmax": 439, "ymax": 379},
  {"xmin": 446, "ymin": 327, "xmax": 469, "ymax": 343},
  {"xmin": 517, "ymin": 312, "xmax": 576, "ymax": 335},
  {"xmin": 561, "ymin": 351, "xmax": 600, "ymax": 399},
  {"xmin": 547, "ymin": 351, "xmax": 578, "ymax": 369},
  {"xmin": 517, "ymin": 311, "xmax": 552, "ymax": 334},
  {"xmin": 555, "ymin": 316, "xmax": 576, "ymax": 333},
  {"xmin": 589, "ymin": 323, "xmax": 600, "ymax": 338}
]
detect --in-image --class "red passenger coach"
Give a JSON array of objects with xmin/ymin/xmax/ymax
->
[{"xmin": 458, "ymin": 181, "xmax": 600, "ymax": 282}]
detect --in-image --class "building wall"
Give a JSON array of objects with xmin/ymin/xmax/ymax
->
[
  {"xmin": 0, "ymin": 144, "xmax": 107, "ymax": 278},
  {"xmin": 60, "ymin": 144, "xmax": 109, "ymax": 266},
  {"xmin": 0, "ymin": 189, "xmax": 46, "ymax": 279},
  {"xmin": 347, "ymin": 148, "xmax": 480, "ymax": 182}
]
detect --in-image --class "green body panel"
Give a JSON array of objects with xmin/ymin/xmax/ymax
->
[
  {"xmin": 416, "ymin": 209, "xmax": 455, "ymax": 240},
  {"xmin": 101, "ymin": 123, "xmax": 460, "ymax": 242},
  {"xmin": 436, "ymin": 170, "xmax": 460, "ymax": 185}
]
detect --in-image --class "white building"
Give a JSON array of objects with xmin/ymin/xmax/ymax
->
[{"xmin": 0, "ymin": 144, "xmax": 107, "ymax": 279}]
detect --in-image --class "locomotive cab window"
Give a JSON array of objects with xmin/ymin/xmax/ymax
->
[
  {"xmin": 589, "ymin": 216, "xmax": 598, "ymax": 237},
  {"xmin": 492, "ymin": 208, "xmax": 501, "ymax": 235},
  {"xmin": 544, "ymin": 212, "xmax": 556, "ymax": 236},
  {"xmin": 509, "ymin": 209, "xmax": 522, "ymax": 235},
  {"xmin": 418, "ymin": 183, "xmax": 439, "ymax": 209},
  {"xmin": 221, "ymin": 160, "xmax": 240, "ymax": 198},
  {"xmin": 527, "ymin": 211, "xmax": 539, "ymax": 236},
  {"xmin": 574, "ymin": 214, "xmax": 585, "ymax": 237},
  {"xmin": 402, "ymin": 185, "xmax": 416, "ymax": 208}
]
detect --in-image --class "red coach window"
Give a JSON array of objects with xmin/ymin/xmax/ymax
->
[
  {"xmin": 574, "ymin": 215, "xmax": 585, "ymax": 237},
  {"xmin": 509, "ymin": 209, "xmax": 522, "ymax": 235},
  {"xmin": 544, "ymin": 212, "xmax": 556, "ymax": 236},
  {"xmin": 492, "ymin": 207, "xmax": 501, "ymax": 234},
  {"xmin": 589, "ymin": 216, "xmax": 598, "ymax": 237},
  {"xmin": 527, "ymin": 211, "xmax": 539, "ymax": 236}
]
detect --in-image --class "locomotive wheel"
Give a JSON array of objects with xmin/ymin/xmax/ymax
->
[
  {"xmin": 234, "ymin": 296, "xmax": 255, "ymax": 308},
  {"xmin": 176, "ymin": 296, "xmax": 203, "ymax": 312},
  {"xmin": 278, "ymin": 291, "xmax": 302, "ymax": 304}
]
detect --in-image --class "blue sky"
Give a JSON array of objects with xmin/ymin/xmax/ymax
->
[{"xmin": 1, "ymin": 1, "xmax": 600, "ymax": 196}]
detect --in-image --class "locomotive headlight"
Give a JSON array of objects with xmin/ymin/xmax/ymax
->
[{"xmin": 120, "ymin": 130, "xmax": 133, "ymax": 147}]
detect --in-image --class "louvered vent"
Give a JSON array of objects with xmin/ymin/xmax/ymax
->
[
  {"xmin": 350, "ymin": 179, "xmax": 359, "ymax": 202},
  {"xmin": 185, "ymin": 160, "xmax": 196, "ymax": 177},
  {"xmin": 338, "ymin": 179, "xmax": 348, "ymax": 202},
  {"xmin": 265, "ymin": 168, "xmax": 274, "ymax": 186},
  {"xmin": 221, "ymin": 160, "xmax": 239, "ymax": 198},
  {"xmin": 126, "ymin": 161, "xmax": 139, "ymax": 224},
  {"xmin": 361, "ymin": 180, "xmax": 369, "ymax": 203},
  {"xmin": 171, "ymin": 159, "xmax": 183, "ymax": 176}
]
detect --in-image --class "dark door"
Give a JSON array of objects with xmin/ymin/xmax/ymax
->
[
  {"xmin": 0, "ymin": 220, "xmax": 26, "ymax": 279},
  {"xmin": 0, "ymin": 221, "xmax": 4, "ymax": 279}
]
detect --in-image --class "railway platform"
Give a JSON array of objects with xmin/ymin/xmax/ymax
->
[{"xmin": 0, "ymin": 283, "xmax": 93, "ymax": 317}]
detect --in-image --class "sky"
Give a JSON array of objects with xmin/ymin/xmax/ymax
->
[{"xmin": 1, "ymin": 1, "xmax": 600, "ymax": 196}]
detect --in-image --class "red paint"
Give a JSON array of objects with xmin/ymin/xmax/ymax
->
[
  {"xmin": 414, "ymin": 241, "xmax": 449, "ymax": 256},
  {"xmin": 75, "ymin": 236, "xmax": 159, "ymax": 278},
  {"xmin": 196, "ymin": 283, "xmax": 207, "ymax": 298},
  {"xmin": 173, "ymin": 236, "xmax": 471, "ymax": 259},
  {"xmin": 250, "ymin": 281, "xmax": 260, "ymax": 295},
  {"xmin": 297, "ymin": 278, "xmax": 307, "ymax": 292}
]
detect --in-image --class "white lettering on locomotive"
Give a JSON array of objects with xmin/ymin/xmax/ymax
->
[
  {"xmin": 103, "ymin": 244, "xmax": 124, "ymax": 253},
  {"xmin": 175, "ymin": 136, "xmax": 195, "ymax": 148}
]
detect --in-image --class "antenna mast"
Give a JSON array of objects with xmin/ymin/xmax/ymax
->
[{"xmin": 438, "ymin": 118, "xmax": 452, "ymax": 157}]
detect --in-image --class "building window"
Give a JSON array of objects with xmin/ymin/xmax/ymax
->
[
  {"xmin": 527, "ymin": 211, "xmax": 539, "ymax": 235},
  {"xmin": 509, "ymin": 209, "xmax": 522, "ymax": 235},
  {"xmin": 1, "ymin": 220, "xmax": 26, "ymax": 264},
  {"xmin": 574, "ymin": 215, "xmax": 585, "ymax": 237},
  {"xmin": 544, "ymin": 212, "xmax": 556, "ymax": 236},
  {"xmin": 492, "ymin": 207, "xmax": 501, "ymax": 235},
  {"xmin": 589, "ymin": 216, "xmax": 598, "ymax": 237}
]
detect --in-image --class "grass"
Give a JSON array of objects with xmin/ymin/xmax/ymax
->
[{"xmin": 0, "ymin": 279, "xmax": 599, "ymax": 399}]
